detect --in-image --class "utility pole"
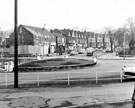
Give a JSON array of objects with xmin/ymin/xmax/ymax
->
[{"xmin": 14, "ymin": 0, "xmax": 18, "ymax": 88}]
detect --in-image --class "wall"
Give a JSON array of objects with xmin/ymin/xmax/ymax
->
[
  {"xmin": 9, "ymin": 25, "xmax": 34, "ymax": 46},
  {"xmin": 9, "ymin": 45, "xmax": 49, "ymax": 55}
]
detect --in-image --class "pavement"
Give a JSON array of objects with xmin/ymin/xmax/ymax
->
[
  {"xmin": 1, "ymin": 52, "xmax": 135, "ymax": 108},
  {"xmin": 0, "ymin": 82, "xmax": 135, "ymax": 108},
  {"xmin": 97, "ymin": 52, "xmax": 135, "ymax": 60},
  {"xmin": 47, "ymin": 52, "xmax": 135, "ymax": 60}
]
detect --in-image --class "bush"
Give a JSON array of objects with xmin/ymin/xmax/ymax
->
[{"xmin": 119, "ymin": 49, "xmax": 132, "ymax": 56}]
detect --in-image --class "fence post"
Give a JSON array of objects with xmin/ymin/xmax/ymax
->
[
  {"xmin": 5, "ymin": 71, "xmax": 8, "ymax": 88},
  {"xmin": 68, "ymin": 71, "xmax": 70, "ymax": 86},
  {"xmin": 37, "ymin": 73, "xmax": 40, "ymax": 87},
  {"xmin": 120, "ymin": 71, "xmax": 123, "ymax": 82},
  {"xmin": 4, "ymin": 62, "xmax": 8, "ymax": 88},
  {"xmin": 96, "ymin": 72, "xmax": 98, "ymax": 84}
]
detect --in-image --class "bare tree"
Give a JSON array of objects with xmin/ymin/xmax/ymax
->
[
  {"xmin": 127, "ymin": 18, "xmax": 135, "ymax": 39},
  {"xmin": 105, "ymin": 27, "xmax": 115, "ymax": 53},
  {"xmin": 126, "ymin": 18, "xmax": 135, "ymax": 55}
]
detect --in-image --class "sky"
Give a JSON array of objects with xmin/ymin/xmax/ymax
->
[{"xmin": 0, "ymin": 0, "xmax": 135, "ymax": 32}]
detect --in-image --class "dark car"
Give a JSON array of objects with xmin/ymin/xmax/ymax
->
[
  {"xmin": 78, "ymin": 48, "xmax": 86, "ymax": 54},
  {"xmin": 86, "ymin": 47, "xmax": 94, "ymax": 56}
]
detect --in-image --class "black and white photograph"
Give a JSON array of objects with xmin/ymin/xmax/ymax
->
[{"xmin": 0, "ymin": 0, "xmax": 135, "ymax": 107}]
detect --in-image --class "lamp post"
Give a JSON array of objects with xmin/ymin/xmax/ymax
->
[
  {"xmin": 123, "ymin": 24, "xmax": 128, "ymax": 60},
  {"xmin": 86, "ymin": 33, "xmax": 89, "ymax": 48},
  {"xmin": 0, "ymin": 28, "xmax": 3, "ymax": 58},
  {"xmin": 1, "ymin": 31, "xmax": 4, "ymax": 58},
  {"xmin": 14, "ymin": 0, "xmax": 18, "ymax": 88},
  {"xmin": 123, "ymin": 32, "xmax": 126, "ymax": 60},
  {"xmin": 42, "ymin": 24, "xmax": 46, "ymax": 56},
  {"xmin": 56, "ymin": 36, "xmax": 58, "ymax": 53}
]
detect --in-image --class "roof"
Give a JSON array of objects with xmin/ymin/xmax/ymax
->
[
  {"xmin": 61, "ymin": 29, "xmax": 73, "ymax": 36},
  {"xmin": 52, "ymin": 33, "xmax": 65, "ymax": 38},
  {"xmin": 52, "ymin": 29, "xmax": 68, "ymax": 37},
  {"xmin": 21, "ymin": 24, "xmax": 54, "ymax": 37}
]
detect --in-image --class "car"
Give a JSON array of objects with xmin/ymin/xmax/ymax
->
[
  {"xmin": 122, "ymin": 64, "xmax": 135, "ymax": 79},
  {"xmin": 70, "ymin": 50, "xmax": 78, "ymax": 56},
  {"xmin": 86, "ymin": 51, "xmax": 93, "ymax": 56},
  {"xmin": 78, "ymin": 48, "xmax": 86, "ymax": 54},
  {"xmin": 86, "ymin": 47, "xmax": 94, "ymax": 56},
  {"xmin": 105, "ymin": 48, "xmax": 111, "ymax": 53}
]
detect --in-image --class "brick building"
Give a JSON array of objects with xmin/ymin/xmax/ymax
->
[
  {"xmin": 9, "ymin": 24, "xmax": 56, "ymax": 56},
  {"xmin": 61, "ymin": 29, "xmax": 111, "ymax": 50},
  {"xmin": 51, "ymin": 29, "xmax": 66, "ymax": 53}
]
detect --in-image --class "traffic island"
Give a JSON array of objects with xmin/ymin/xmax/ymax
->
[{"xmin": 17, "ymin": 58, "xmax": 97, "ymax": 72}]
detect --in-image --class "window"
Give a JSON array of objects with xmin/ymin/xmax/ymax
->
[
  {"xmin": 19, "ymin": 27, "xmax": 22, "ymax": 34},
  {"xmin": 62, "ymin": 38, "xmax": 64, "ymax": 43}
]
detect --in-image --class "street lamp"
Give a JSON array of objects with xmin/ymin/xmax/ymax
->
[
  {"xmin": 123, "ymin": 24, "xmax": 128, "ymax": 60},
  {"xmin": 123, "ymin": 32, "xmax": 126, "ymax": 60},
  {"xmin": 42, "ymin": 24, "xmax": 46, "ymax": 56},
  {"xmin": 56, "ymin": 36, "xmax": 58, "ymax": 53}
]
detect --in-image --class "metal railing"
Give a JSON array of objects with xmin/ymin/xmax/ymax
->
[{"xmin": 0, "ymin": 71, "xmax": 123, "ymax": 88}]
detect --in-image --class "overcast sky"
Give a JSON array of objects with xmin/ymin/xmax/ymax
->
[{"xmin": 0, "ymin": 0, "xmax": 135, "ymax": 31}]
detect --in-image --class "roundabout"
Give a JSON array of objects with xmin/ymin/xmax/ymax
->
[{"xmin": 18, "ymin": 57, "xmax": 97, "ymax": 72}]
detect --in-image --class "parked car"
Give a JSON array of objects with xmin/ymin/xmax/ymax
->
[
  {"xmin": 105, "ymin": 48, "xmax": 111, "ymax": 53},
  {"xmin": 86, "ymin": 47, "xmax": 94, "ymax": 56},
  {"xmin": 70, "ymin": 50, "xmax": 78, "ymax": 56},
  {"xmin": 122, "ymin": 64, "xmax": 135, "ymax": 79},
  {"xmin": 78, "ymin": 48, "xmax": 86, "ymax": 54}
]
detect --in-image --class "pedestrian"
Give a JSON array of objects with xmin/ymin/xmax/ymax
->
[
  {"xmin": 58, "ymin": 46, "xmax": 62, "ymax": 55},
  {"xmin": 37, "ymin": 55, "xmax": 41, "ymax": 60}
]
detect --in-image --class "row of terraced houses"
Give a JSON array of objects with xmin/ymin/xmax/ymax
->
[{"xmin": 0, "ymin": 24, "xmax": 113, "ymax": 56}]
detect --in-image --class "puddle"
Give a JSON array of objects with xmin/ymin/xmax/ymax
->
[{"xmin": 8, "ymin": 96, "xmax": 50, "ymax": 108}]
